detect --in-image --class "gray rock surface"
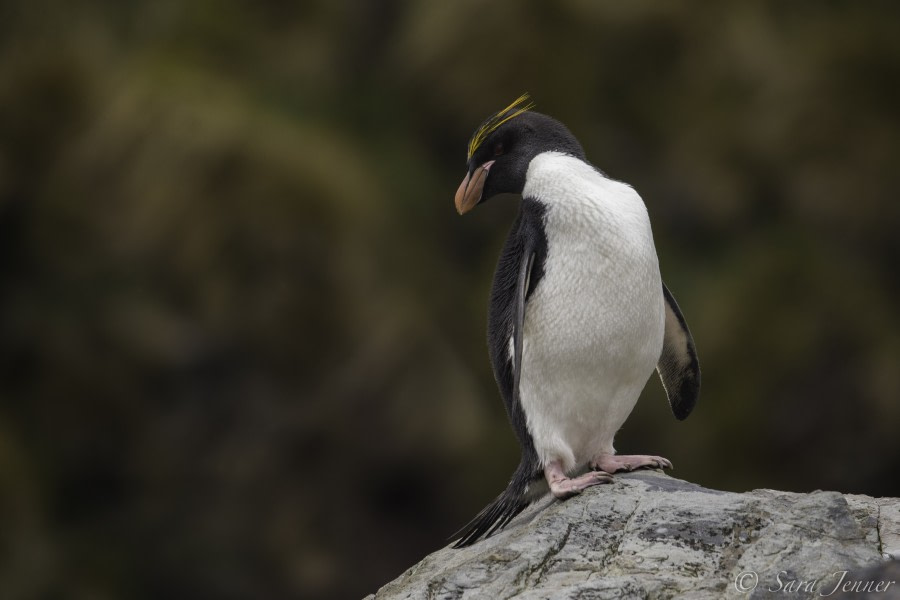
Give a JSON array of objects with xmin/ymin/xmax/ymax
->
[{"xmin": 368, "ymin": 471, "xmax": 899, "ymax": 599}]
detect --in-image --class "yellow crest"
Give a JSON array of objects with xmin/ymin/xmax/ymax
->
[{"xmin": 467, "ymin": 93, "xmax": 536, "ymax": 160}]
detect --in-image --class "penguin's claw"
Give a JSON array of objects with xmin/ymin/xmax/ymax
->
[
  {"xmin": 590, "ymin": 454, "xmax": 673, "ymax": 473},
  {"xmin": 545, "ymin": 461, "xmax": 612, "ymax": 499},
  {"xmin": 548, "ymin": 471, "xmax": 613, "ymax": 499}
]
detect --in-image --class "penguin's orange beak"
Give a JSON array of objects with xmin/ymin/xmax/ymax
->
[{"xmin": 454, "ymin": 160, "xmax": 495, "ymax": 215}]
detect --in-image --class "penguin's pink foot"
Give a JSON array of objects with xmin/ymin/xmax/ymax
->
[
  {"xmin": 590, "ymin": 454, "xmax": 673, "ymax": 473},
  {"xmin": 545, "ymin": 460, "xmax": 612, "ymax": 499}
]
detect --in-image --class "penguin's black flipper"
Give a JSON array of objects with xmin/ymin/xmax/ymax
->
[
  {"xmin": 657, "ymin": 282, "xmax": 700, "ymax": 420},
  {"xmin": 512, "ymin": 250, "xmax": 535, "ymax": 412}
]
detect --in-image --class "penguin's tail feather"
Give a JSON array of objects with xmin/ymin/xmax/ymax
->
[{"xmin": 451, "ymin": 460, "xmax": 539, "ymax": 548}]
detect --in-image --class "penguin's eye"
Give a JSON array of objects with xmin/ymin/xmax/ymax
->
[{"xmin": 493, "ymin": 142, "xmax": 504, "ymax": 156}]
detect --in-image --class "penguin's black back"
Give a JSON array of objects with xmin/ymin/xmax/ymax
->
[
  {"xmin": 487, "ymin": 197, "xmax": 547, "ymax": 448},
  {"xmin": 452, "ymin": 197, "xmax": 548, "ymax": 548}
]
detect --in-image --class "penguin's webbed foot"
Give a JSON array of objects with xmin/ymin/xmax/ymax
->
[
  {"xmin": 545, "ymin": 461, "xmax": 612, "ymax": 499},
  {"xmin": 590, "ymin": 454, "xmax": 673, "ymax": 473}
]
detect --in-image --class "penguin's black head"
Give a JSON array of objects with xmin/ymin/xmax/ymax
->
[{"xmin": 455, "ymin": 94, "xmax": 585, "ymax": 215}]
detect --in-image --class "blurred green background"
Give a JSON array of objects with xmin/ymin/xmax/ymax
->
[{"xmin": 1, "ymin": 1, "xmax": 899, "ymax": 599}]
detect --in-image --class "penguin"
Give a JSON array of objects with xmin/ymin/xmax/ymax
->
[{"xmin": 451, "ymin": 94, "xmax": 700, "ymax": 548}]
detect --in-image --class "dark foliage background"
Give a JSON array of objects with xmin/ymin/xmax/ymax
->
[{"xmin": 1, "ymin": 2, "xmax": 899, "ymax": 599}]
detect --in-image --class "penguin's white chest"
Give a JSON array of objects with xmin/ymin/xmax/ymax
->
[{"xmin": 518, "ymin": 152, "xmax": 665, "ymax": 472}]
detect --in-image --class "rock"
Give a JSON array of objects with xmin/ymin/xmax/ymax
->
[{"xmin": 368, "ymin": 471, "xmax": 900, "ymax": 599}]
